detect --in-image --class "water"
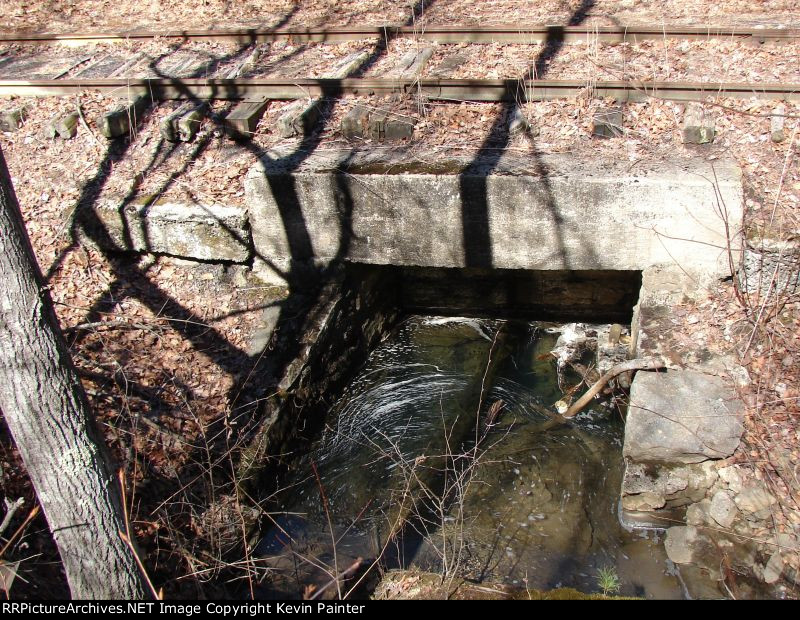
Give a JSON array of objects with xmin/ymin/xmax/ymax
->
[{"xmin": 257, "ymin": 316, "xmax": 683, "ymax": 599}]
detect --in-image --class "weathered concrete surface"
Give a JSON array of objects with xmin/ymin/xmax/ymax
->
[
  {"xmin": 629, "ymin": 265, "xmax": 752, "ymax": 390},
  {"xmin": 89, "ymin": 199, "xmax": 251, "ymax": 262},
  {"xmin": 624, "ymin": 369, "xmax": 745, "ymax": 464},
  {"xmin": 739, "ymin": 236, "xmax": 800, "ymax": 299},
  {"xmin": 245, "ymin": 148, "xmax": 743, "ymax": 285}
]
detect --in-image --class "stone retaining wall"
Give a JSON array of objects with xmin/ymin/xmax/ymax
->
[
  {"xmin": 236, "ymin": 266, "xmax": 400, "ymax": 495},
  {"xmin": 623, "ymin": 265, "xmax": 799, "ymax": 598}
]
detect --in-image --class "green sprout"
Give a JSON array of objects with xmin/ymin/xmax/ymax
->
[{"xmin": 596, "ymin": 566, "xmax": 621, "ymax": 597}]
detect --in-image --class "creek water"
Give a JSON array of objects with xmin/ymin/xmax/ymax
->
[{"xmin": 257, "ymin": 316, "xmax": 683, "ymax": 599}]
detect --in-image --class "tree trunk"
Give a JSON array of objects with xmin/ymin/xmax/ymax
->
[{"xmin": 0, "ymin": 145, "xmax": 145, "ymax": 599}]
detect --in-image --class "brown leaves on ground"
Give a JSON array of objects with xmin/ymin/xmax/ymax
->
[{"xmin": 2, "ymin": 1, "xmax": 799, "ymax": 33}]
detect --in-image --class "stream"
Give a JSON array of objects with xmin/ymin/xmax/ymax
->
[{"xmin": 256, "ymin": 316, "xmax": 684, "ymax": 599}]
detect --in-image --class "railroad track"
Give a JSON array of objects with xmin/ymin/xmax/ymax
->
[
  {"xmin": 1, "ymin": 24, "xmax": 798, "ymax": 104},
  {"xmin": 1, "ymin": 77, "xmax": 798, "ymax": 103},
  {"xmin": 1, "ymin": 24, "xmax": 798, "ymax": 45}
]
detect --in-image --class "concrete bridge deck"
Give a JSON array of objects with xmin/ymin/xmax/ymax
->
[{"xmin": 244, "ymin": 148, "xmax": 742, "ymax": 288}]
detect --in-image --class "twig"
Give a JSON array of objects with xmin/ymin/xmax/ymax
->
[
  {"xmin": 62, "ymin": 319, "xmax": 158, "ymax": 334},
  {"xmin": 0, "ymin": 505, "xmax": 39, "ymax": 559},
  {"xmin": 223, "ymin": 428, "xmax": 256, "ymax": 600},
  {"xmin": 474, "ymin": 325, "xmax": 503, "ymax": 450},
  {"xmin": 768, "ymin": 120, "xmax": 798, "ymax": 229},
  {"xmin": 53, "ymin": 301, "xmax": 216, "ymax": 331},
  {"xmin": 311, "ymin": 461, "xmax": 341, "ymax": 599},
  {"xmin": 75, "ymin": 95, "xmax": 101, "ymax": 147},
  {"xmin": 117, "ymin": 469, "xmax": 162, "ymax": 600},
  {"xmin": 308, "ymin": 557, "xmax": 363, "ymax": 600},
  {"xmin": 335, "ymin": 499, "xmax": 373, "ymax": 547},
  {"xmin": 743, "ymin": 262, "xmax": 781, "ymax": 356},
  {"xmin": 563, "ymin": 357, "xmax": 666, "ymax": 418},
  {"xmin": 0, "ymin": 499, "xmax": 25, "ymax": 540},
  {"xmin": 710, "ymin": 165, "xmax": 747, "ymax": 308}
]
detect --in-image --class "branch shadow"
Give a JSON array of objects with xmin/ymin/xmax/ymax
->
[
  {"xmin": 459, "ymin": 0, "xmax": 597, "ymax": 272},
  {"xmin": 25, "ymin": 7, "xmax": 316, "ymax": 596}
]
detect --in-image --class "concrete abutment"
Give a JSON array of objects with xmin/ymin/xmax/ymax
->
[{"xmin": 243, "ymin": 148, "xmax": 742, "ymax": 287}]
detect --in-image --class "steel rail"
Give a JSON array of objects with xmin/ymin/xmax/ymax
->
[
  {"xmin": 0, "ymin": 77, "xmax": 797, "ymax": 102},
  {"xmin": 0, "ymin": 25, "xmax": 797, "ymax": 46}
]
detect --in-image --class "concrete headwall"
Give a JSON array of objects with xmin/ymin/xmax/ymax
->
[{"xmin": 245, "ymin": 148, "xmax": 743, "ymax": 286}]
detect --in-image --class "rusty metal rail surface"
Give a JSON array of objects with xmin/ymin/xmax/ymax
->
[
  {"xmin": 1, "ymin": 77, "xmax": 797, "ymax": 103},
  {"xmin": 0, "ymin": 25, "xmax": 798, "ymax": 45}
]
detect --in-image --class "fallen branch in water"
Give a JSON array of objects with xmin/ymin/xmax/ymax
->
[{"xmin": 563, "ymin": 358, "xmax": 666, "ymax": 418}]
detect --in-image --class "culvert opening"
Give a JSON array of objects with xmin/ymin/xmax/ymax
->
[
  {"xmin": 392, "ymin": 265, "xmax": 642, "ymax": 323},
  {"xmin": 251, "ymin": 264, "xmax": 682, "ymax": 599}
]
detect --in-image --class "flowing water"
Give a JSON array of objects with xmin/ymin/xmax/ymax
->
[{"xmin": 257, "ymin": 316, "xmax": 683, "ymax": 599}]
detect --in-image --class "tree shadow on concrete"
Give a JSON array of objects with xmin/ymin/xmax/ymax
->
[
  {"xmin": 459, "ymin": 0, "xmax": 596, "ymax": 271},
  {"xmin": 218, "ymin": 0, "xmax": 435, "ymax": 409}
]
